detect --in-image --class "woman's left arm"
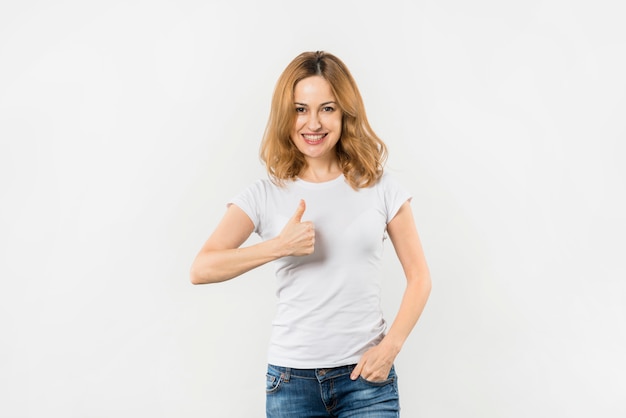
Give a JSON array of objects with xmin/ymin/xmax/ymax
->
[{"xmin": 351, "ymin": 200, "xmax": 432, "ymax": 381}]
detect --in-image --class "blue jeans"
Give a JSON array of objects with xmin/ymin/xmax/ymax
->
[{"xmin": 266, "ymin": 363, "xmax": 400, "ymax": 417}]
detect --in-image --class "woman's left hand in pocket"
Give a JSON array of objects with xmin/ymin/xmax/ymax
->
[{"xmin": 350, "ymin": 341, "xmax": 398, "ymax": 382}]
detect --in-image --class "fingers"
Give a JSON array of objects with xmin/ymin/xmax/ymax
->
[
  {"xmin": 350, "ymin": 361, "xmax": 363, "ymax": 380},
  {"xmin": 291, "ymin": 199, "xmax": 306, "ymax": 223},
  {"xmin": 278, "ymin": 199, "xmax": 314, "ymax": 257}
]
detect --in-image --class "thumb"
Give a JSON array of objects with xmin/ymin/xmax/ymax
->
[{"xmin": 291, "ymin": 199, "xmax": 306, "ymax": 223}]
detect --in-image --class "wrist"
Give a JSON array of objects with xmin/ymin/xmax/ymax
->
[
  {"xmin": 381, "ymin": 334, "xmax": 403, "ymax": 356},
  {"xmin": 267, "ymin": 236, "xmax": 288, "ymax": 258}
]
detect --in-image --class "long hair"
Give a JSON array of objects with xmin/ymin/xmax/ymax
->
[{"xmin": 260, "ymin": 51, "xmax": 387, "ymax": 189}]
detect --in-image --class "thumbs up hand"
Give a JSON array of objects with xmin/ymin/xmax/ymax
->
[{"xmin": 277, "ymin": 199, "xmax": 315, "ymax": 257}]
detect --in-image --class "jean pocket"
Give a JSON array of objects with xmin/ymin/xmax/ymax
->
[
  {"xmin": 357, "ymin": 365, "xmax": 397, "ymax": 387},
  {"xmin": 358, "ymin": 375, "xmax": 396, "ymax": 386},
  {"xmin": 265, "ymin": 368, "xmax": 284, "ymax": 394}
]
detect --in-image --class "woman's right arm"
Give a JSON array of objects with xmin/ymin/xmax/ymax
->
[{"xmin": 190, "ymin": 199, "xmax": 313, "ymax": 284}]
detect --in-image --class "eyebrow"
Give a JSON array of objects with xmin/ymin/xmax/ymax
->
[{"xmin": 294, "ymin": 101, "xmax": 337, "ymax": 107}]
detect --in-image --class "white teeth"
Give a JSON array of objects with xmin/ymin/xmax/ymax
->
[{"xmin": 303, "ymin": 134, "xmax": 325, "ymax": 141}]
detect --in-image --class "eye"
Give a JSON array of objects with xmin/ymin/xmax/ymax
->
[
  {"xmin": 322, "ymin": 106, "xmax": 335, "ymax": 112},
  {"xmin": 295, "ymin": 107, "xmax": 306, "ymax": 113}
]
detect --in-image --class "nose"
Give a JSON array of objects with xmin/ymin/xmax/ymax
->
[{"xmin": 307, "ymin": 112, "xmax": 322, "ymax": 131}]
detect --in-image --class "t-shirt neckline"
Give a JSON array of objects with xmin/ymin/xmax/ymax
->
[{"xmin": 295, "ymin": 174, "xmax": 346, "ymax": 189}]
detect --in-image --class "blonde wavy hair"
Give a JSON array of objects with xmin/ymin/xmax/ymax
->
[{"xmin": 260, "ymin": 51, "xmax": 387, "ymax": 189}]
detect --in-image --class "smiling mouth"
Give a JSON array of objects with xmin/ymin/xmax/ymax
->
[{"xmin": 303, "ymin": 133, "xmax": 327, "ymax": 144}]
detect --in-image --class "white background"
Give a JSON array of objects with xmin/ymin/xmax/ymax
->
[{"xmin": 1, "ymin": 0, "xmax": 625, "ymax": 417}]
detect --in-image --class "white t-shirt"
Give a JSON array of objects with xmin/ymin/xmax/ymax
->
[{"xmin": 230, "ymin": 172, "xmax": 411, "ymax": 368}]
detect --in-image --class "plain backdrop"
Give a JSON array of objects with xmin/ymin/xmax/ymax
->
[{"xmin": 1, "ymin": 0, "xmax": 625, "ymax": 417}]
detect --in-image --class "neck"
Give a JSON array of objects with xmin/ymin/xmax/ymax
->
[{"xmin": 299, "ymin": 157, "xmax": 341, "ymax": 183}]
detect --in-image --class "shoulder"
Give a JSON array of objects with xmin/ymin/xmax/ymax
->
[
  {"xmin": 240, "ymin": 177, "xmax": 280, "ymax": 194},
  {"xmin": 234, "ymin": 177, "xmax": 296, "ymax": 205},
  {"xmin": 374, "ymin": 171, "xmax": 412, "ymax": 221},
  {"xmin": 374, "ymin": 171, "xmax": 407, "ymax": 191}
]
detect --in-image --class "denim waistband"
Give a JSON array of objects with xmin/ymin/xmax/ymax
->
[{"xmin": 268, "ymin": 363, "xmax": 357, "ymax": 381}]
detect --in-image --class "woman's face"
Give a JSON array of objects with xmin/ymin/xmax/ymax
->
[{"xmin": 290, "ymin": 76, "xmax": 343, "ymax": 164}]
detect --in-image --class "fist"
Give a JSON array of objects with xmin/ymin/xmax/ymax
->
[{"xmin": 278, "ymin": 199, "xmax": 315, "ymax": 256}]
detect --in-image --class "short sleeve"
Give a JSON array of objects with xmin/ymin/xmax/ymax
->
[
  {"xmin": 380, "ymin": 172, "xmax": 412, "ymax": 224},
  {"xmin": 228, "ymin": 179, "xmax": 267, "ymax": 234}
]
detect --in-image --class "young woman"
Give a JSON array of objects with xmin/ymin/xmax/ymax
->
[{"xmin": 190, "ymin": 51, "xmax": 431, "ymax": 417}]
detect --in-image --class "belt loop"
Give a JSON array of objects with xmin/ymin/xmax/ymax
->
[{"xmin": 282, "ymin": 367, "xmax": 291, "ymax": 382}]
